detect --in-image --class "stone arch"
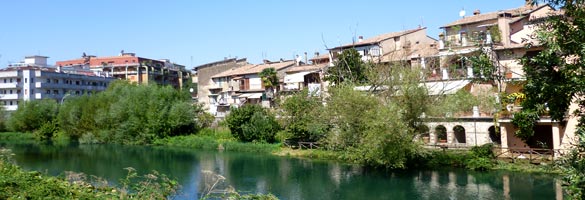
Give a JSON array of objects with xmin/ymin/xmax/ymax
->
[
  {"xmin": 453, "ymin": 125, "xmax": 466, "ymax": 143},
  {"xmin": 435, "ymin": 125, "xmax": 447, "ymax": 142},
  {"xmin": 488, "ymin": 126, "xmax": 501, "ymax": 145}
]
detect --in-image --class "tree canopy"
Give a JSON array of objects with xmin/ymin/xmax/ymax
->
[{"xmin": 325, "ymin": 49, "xmax": 369, "ymax": 85}]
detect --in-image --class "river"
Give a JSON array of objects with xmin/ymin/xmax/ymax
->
[{"xmin": 0, "ymin": 142, "xmax": 563, "ymax": 200}]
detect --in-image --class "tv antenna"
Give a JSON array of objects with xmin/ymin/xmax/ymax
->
[{"xmin": 459, "ymin": 7, "xmax": 466, "ymax": 18}]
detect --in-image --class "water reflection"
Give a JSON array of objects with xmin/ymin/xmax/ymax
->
[{"xmin": 0, "ymin": 142, "xmax": 563, "ymax": 200}]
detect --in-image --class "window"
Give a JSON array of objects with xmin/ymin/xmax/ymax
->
[
  {"xmin": 16, "ymin": 90, "xmax": 20, "ymax": 94},
  {"xmin": 24, "ymin": 78, "xmax": 27, "ymax": 83},
  {"xmin": 9, "ymin": 78, "xmax": 12, "ymax": 83},
  {"xmin": 16, "ymin": 78, "xmax": 20, "ymax": 83},
  {"xmin": 46, "ymin": 90, "xmax": 50, "ymax": 94},
  {"xmin": 76, "ymin": 81, "xmax": 80, "ymax": 85},
  {"xmin": 47, "ymin": 79, "xmax": 51, "ymax": 83},
  {"xmin": 9, "ymin": 101, "xmax": 12, "ymax": 106},
  {"xmin": 3, "ymin": 79, "xmax": 6, "ymax": 83},
  {"xmin": 53, "ymin": 90, "xmax": 59, "ymax": 94},
  {"xmin": 54, "ymin": 79, "xmax": 59, "ymax": 84},
  {"xmin": 9, "ymin": 90, "xmax": 12, "ymax": 94}
]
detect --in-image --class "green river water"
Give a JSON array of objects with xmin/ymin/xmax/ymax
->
[{"xmin": 0, "ymin": 142, "xmax": 564, "ymax": 200}]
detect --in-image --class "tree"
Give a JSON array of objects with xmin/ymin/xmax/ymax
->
[
  {"xmin": 279, "ymin": 89, "xmax": 328, "ymax": 142},
  {"xmin": 259, "ymin": 67, "xmax": 279, "ymax": 102},
  {"xmin": 519, "ymin": 0, "xmax": 585, "ymax": 198},
  {"xmin": 225, "ymin": 105, "xmax": 280, "ymax": 143},
  {"xmin": 325, "ymin": 49, "xmax": 369, "ymax": 85}
]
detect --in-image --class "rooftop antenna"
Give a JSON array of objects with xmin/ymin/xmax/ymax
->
[
  {"xmin": 420, "ymin": 16, "xmax": 424, "ymax": 27},
  {"xmin": 459, "ymin": 7, "xmax": 466, "ymax": 18}
]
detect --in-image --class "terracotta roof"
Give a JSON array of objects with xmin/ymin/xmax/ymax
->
[
  {"xmin": 212, "ymin": 60, "xmax": 296, "ymax": 78},
  {"xmin": 441, "ymin": 4, "xmax": 549, "ymax": 28},
  {"xmin": 330, "ymin": 27, "xmax": 427, "ymax": 50},
  {"xmin": 309, "ymin": 53, "xmax": 329, "ymax": 61},
  {"xmin": 286, "ymin": 63, "xmax": 328, "ymax": 73}
]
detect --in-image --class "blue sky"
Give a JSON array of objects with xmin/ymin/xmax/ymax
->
[{"xmin": 0, "ymin": 0, "xmax": 526, "ymax": 69}]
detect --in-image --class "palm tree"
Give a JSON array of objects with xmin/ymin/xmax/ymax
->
[{"xmin": 259, "ymin": 67, "xmax": 279, "ymax": 101}]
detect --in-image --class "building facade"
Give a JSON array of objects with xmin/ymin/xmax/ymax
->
[
  {"xmin": 194, "ymin": 58, "xmax": 248, "ymax": 113},
  {"xmin": 1, "ymin": 56, "xmax": 114, "ymax": 111},
  {"xmin": 56, "ymin": 52, "xmax": 190, "ymax": 89}
]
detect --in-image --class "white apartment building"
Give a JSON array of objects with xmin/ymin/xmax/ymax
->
[{"xmin": 1, "ymin": 56, "xmax": 115, "ymax": 110}]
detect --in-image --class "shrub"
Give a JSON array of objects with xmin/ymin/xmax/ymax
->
[
  {"xmin": 466, "ymin": 157, "xmax": 494, "ymax": 171},
  {"xmin": 279, "ymin": 90, "xmax": 328, "ymax": 142},
  {"xmin": 225, "ymin": 105, "xmax": 280, "ymax": 143},
  {"xmin": 471, "ymin": 143, "xmax": 495, "ymax": 158},
  {"xmin": 33, "ymin": 120, "xmax": 58, "ymax": 141},
  {"xmin": 7, "ymin": 99, "xmax": 59, "ymax": 133}
]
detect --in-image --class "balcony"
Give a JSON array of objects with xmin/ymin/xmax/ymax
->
[
  {"xmin": 0, "ymin": 82, "xmax": 21, "ymax": 89},
  {"xmin": 0, "ymin": 94, "xmax": 20, "ymax": 100}
]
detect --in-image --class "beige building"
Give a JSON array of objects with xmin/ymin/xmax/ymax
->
[
  {"xmin": 328, "ymin": 27, "xmax": 438, "ymax": 67},
  {"xmin": 208, "ymin": 60, "xmax": 296, "ymax": 116},
  {"xmin": 194, "ymin": 58, "xmax": 248, "ymax": 113},
  {"xmin": 433, "ymin": 2, "xmax": 575, "ymax": 156}
]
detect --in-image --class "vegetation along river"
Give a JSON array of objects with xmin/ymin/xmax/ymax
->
[{"xmin": 0, "ymin": 142, "xmax": 563, "ymax": 200}]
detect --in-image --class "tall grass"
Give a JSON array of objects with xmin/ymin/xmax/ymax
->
[
  {"xmin": 0, "ymin": 132, "xmax": 35, "ymax": 142},
  {"xmin": 153, "ymin": 128, "xmax": 280, "ymax": 154}
]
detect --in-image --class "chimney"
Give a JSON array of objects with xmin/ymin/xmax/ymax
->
[
  {"xmin": 473, "ymin": 9, "xmax": 480, "ymax": 15},
  {"xmin": 315, "ymin": 52, "xmax": 320, "ymax": 57},
  {"xmin": 304, "ymin": 52, "xmax": 308, "ymax": 65},
  {"xmin": 497, "ymin": 12, "xmax": 512, "ymax": 46},
  {"xmin": 358, "ymin": 36, "xmax": 364, "ymax": 43}
]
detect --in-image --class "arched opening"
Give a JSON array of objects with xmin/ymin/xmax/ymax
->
[
  {"xmin": 435, "ymin": 125, "xmax": 447, "ymax": 143},
  {"xmin": 419, "ymin": 125, "xmax": 430, "ymax": 144},
  {"xmin": 453, "ymin": 125, "xmax": 466, "ymax": 143},
  {"xmin": 488, "ymin": 126, "xmax": 501, "ymax": 145}
]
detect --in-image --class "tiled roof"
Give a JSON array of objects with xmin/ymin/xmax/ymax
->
[
  {"xmin": 441, "ymin": 4, "xmax": 549, "ymax": 28},
  {"xmin": 286, "ymin": 63, "xmax": 328, "ymax": 73},
  {"xmin": 330, "ymin": 27, "xmax": 427, "ymax": 50},
  {"xmin": 212, "ymin": 60, "xmax": 296, "ymax": 78}
]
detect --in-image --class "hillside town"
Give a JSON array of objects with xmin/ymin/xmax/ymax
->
[{"xmin": 0, "ymin": 1, "xmax": 583, "ymax": 199}]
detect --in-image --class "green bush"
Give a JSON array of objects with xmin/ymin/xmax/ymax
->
[
  {"xmin": 56, "ymin": 81, "xmax": 203, "ymax": 144},
  {"xmin": 33, "ymin": 121, "xmax": 58, "ymax": 141},
  {"xmin": 466, "ymin": 157, "xmax": 494, "ymax": 171},
  {"xmin": 7, "ymin": 99, "xmax": 59, "ymax": 133},
  {"xmin": 225, "ymin": 105, "xmax": 280, "ymax": 143},
  {"xmin": 279, "ymin": 90, "xmax": 328, "ymax": 142},
  {"xmin": 471, "ymin": 143, "xmax": 495, "ymax": 158}
]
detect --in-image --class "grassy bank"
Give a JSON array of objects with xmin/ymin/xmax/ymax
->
[
  {"xmin": 0, "ymin": 132, "xmax": 35, "ymax": 142},
  {"xmin": 0, "ymin": 148, "xmax": 178, "ymax": 199},
  {"xmin": 153, "ymin": 128, "xmax": 281, "ymax": 154}
]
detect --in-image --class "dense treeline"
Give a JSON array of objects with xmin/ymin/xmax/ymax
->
[{"xmin": 6, "ymin": 81, "xmax": 207, "ymax": 144}]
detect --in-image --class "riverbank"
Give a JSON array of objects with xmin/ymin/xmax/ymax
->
[
  {"xmin": 0, "ymin": 131, "xmax": 562, "ymax": 174},
  {"xmin": 150, "ymin": 131, "xmax": 563, "ymax": 174},
  {"xmin": 0, "ymin": 148, "xmax": 178, "ymax": 199}
]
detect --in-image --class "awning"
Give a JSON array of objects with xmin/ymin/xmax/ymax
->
[
  {"xmin": 284, "ymin": 71, "xmax": 315, "ymax": 83},
  {"xmin": 423, "ymin": 80, "xmax": 470, "ymax": 95},
  {"xmin": 248, "ymin": 93, "xmax": 262, "ymax": 99},
  {"xmin": 238, "ymin": 93, "xmax": 252, "ymax": 98}
]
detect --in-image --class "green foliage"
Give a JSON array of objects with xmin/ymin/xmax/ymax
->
[
  {"xmin": 225, "ymin": 105, "xmax": 280, "ymax": 143},
  {"xmin": 153, "ymin": 128, "xmax": 280, "ymax": 153},
  {"xmin": 470, "ymin": 143, "xmax": 495, "ymax": 159},
  {"xmin": 325, "ymin": 49, "xmax": 369, "ymax": 85},
  {"xmin": 511, "ymin": 109, "xmax": 540, "ymax": 142},
  {"xmin": 0, "ymin": 149, "xmax": 179, "ymax": 199},
  {"xmin": 468, "ymin": 50, "xmax": 498, "ymax": 82},
  {"xmin": 465, "ymin": 157, "xmax": 494, "ymax": 171},
  {"xmin": 279, "ymin": 90, "xmax": 328, "ymax": 142},
  {"xmin": 33, "ymin": 120, "xmax": 59, "ymax": 141},
  {"xmin": 514, "ymin": 1, "xmax": 585, "ymax": 196},
  {"xmin": 56, "ymin": 81, "xmax": 202, "ymax": 144},
  {"xmin": 322, "ymin": 85, "xmax": 381, "ymax": 149},
  {"xmin": 430, "ymin": 90, "xmax": 480, "ymax": 118},
  {"xmin": 7, "ymin": 99, "xmax": 59, "ymax": 133},
  {"xmin": 259, "ymin": 67, "xmax": 279, "ymax": 88}
]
